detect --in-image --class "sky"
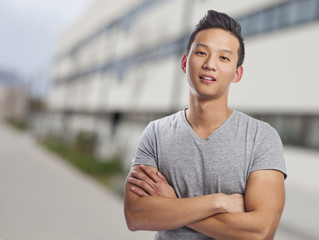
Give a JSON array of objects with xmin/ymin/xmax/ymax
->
[{"xmin": 0, "ymin": 0, "xmax": 93, "ymax": 96}]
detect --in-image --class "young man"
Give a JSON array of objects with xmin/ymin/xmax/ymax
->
[{"xmin": 124, "ymin": 10, "xmax": 287, "ymax": 240}]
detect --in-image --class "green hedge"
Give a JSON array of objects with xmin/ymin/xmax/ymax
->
[{"xmin": 42, "ymin": 136, "xmax": 124, "ymax": 185}]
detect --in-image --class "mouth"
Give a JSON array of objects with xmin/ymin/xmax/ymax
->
[{"xmin": 199, "ymin": 74, "xmax": 216, "ymax": 82}]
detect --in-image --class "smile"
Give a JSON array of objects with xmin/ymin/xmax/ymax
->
[
  {"xmin": 199, "ymin": 74, "xmax": 216, "ymax": 82},
  {"xmin": 200, "ymin": 76, "xmax": 215, "ymax": 81}
]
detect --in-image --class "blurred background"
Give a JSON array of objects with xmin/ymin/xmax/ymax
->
[{"xmin": 1, "ymin": 0, "xmax": 319, "ymax": 239}]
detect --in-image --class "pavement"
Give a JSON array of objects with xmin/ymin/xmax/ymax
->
[
  {"xmin": 278, "ymin": 146, "xmax": 319, "ymax": 240},
  {"xmin": 0, "ymin": 121, "xmax": 318, "ymax": 240},
  {"xmin": 0, "ymin": 122, "xmax": 154, "ymax": 240}
]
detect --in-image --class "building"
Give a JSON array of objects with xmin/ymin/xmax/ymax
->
[
  {"xmin": 0, "ymin": 69, "xmax": 29, "ymax": 122},
  {"xmin": 46, "ymin": 0, "xmax": 319, "ymax": 162}
]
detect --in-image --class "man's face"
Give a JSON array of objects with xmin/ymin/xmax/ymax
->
[{"xmin": 181, "ymin": 28, "xmax": 243, "ymax": 101}]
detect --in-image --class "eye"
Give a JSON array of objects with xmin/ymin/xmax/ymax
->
[
  {"xmin": 220, "ymin": 56, "xmax": 230, "ymax": 61},
  {"xmin": 195, "ymin": 51, "xmax": 207, "ymax": 56}
]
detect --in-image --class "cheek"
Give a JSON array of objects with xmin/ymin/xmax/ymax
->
[
  {"xmin": 188, "ymin": 58, "xmax": 201, "ymax": 73},
  {"xmin": 221, "ymin": 65, "xmax": 237, "ymax": 78}
]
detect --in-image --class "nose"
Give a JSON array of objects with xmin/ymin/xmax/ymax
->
[{"xmin": 203, "ymin": 56, "xmax": 217, "ymax": 71}]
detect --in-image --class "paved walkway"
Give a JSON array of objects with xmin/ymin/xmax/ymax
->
[
  {"xmin": 0, "ymin": 121, "xmax": 317, "ymax": 239},
  {"xmin": 279, "ymin": 146, "xmax": 319, "ymax": 240},
  {"xmin": 0, "ymin": 122, "xmax": 154, "ymax": 240}
]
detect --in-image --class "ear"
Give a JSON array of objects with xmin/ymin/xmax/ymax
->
[
  {"xmin": 232, "ymin": 65, "xmax": 243, "ymax": 83},
  {"xmin": 181, "ymin": 54, "xmax": 187, "ymax": 73}
]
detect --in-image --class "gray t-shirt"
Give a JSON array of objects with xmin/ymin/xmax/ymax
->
[{"xmin": 132, "ymin": 110, "xmax": 287, "ymax": 240}]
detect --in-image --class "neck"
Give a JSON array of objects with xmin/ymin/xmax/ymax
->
[{"xmin": 186, "ymin": 93, "xmax": 233, "ymax": 138}]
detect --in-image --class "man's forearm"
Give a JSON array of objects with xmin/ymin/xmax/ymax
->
[
  {"xmin": 125, "ymin": 165, "xmax": 244, "ymax": 232},
  {"xmin": 125, "ymin": 190, "xmax": 225, "ymax": 231},
  {"xmin": 188, "ymin": 170, "xmax": 286, "ymax": 240},
  {"xmin": 189, "ymin": 211, "xmax": 276, "ymax": 240}
]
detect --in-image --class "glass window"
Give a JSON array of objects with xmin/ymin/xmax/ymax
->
[
  {"xmin": 260, "ymin": 7, "xmax": 278, "ymax": 33},
  {"xmin": 244, "ymin": 13, "xmax": 263, "ymax": 36},
  {"xmin": 306, "ymin": 0, "xmax": 319, "ymax": 20},
  {"xmin": 305, "ymin": 117, "xmax": 319, "ymax": 148},
  {"xmin": 275, "ymin": 1, "xmax": 296, "ymax": 29},
  {"xmin": 260, "ymin": 115, "xmax": 305, "ymax": 146},
  {"xmin": 237, "ymin": 17, "xmax": 249, "ymax": 37},
  {"xmin": 293, "ymin": 0, "xmax": 312, "ymax": 24},
  {"xmin": 122, "ymin": 15, "xmax": 132, "ymax": 33}
]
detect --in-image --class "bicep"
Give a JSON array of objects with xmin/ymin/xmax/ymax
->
[
  {"xmin": 186, "ymin": 170, "xmax": 285, "ymax": 239},
  {"xmin": 245, "ymin": 170, "xmax": 285, "ymax": 232},
  {"xmin": 124, "ymin": 165, "xmax": 161, "ymax": 230}
]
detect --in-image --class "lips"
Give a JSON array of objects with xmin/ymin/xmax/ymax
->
[{"xmin": 199, "ymin": 74, "xmax": 216, "ymax": 82}]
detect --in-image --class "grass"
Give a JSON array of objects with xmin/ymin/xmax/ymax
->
[
  {"xmin": 6, "ymin": 117, "xmax": 125, "ymax": 193},
  {"xmin": 6, "ymin": 118, "xmax": 28, "ymax": 131},
  {"xmin": 41, "ymin": 136, "xmax": 124, "ymax": 189}
]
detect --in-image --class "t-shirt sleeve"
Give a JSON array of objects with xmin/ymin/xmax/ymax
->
[
  {"xmin": 132, "ymin": 121, "xmax": 158, "ymax": 169},
  {"xmin": 252, "ymin": 125, "xmax": 287, "ymax": 179}
]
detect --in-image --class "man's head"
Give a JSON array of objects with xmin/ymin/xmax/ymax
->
[{"xmin": 187, "ymin": 10, "xmax": 245, "ymax": 67}]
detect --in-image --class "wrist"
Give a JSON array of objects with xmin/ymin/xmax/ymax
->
[{"xmin": 210, "ymin": 193, "xmax": 227, "ymax": 215}]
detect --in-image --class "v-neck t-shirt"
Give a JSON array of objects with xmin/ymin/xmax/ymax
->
[{"xmin": 132, "ymin": 110, "xmax": 287, "ymax": 240}]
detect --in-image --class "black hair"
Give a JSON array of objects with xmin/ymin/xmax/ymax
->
[{"xmin": 187, "ymin": 10, "xmax": 245, "ymax": 67}]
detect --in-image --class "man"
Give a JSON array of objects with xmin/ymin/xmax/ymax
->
[{"xmin": 124, "ymin": 10, "xmax": 287, "ymax": 240}]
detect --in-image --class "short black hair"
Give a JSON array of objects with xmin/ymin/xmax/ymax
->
[{"xmin": 187, "ymin": 10, "xmax": 245, "ymax": 67}]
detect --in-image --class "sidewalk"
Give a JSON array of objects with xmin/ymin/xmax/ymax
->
[
  {"xmin": 279, "ymin": 146, "xmax": 319, "ymax": 240},
  {"xmin": 0, "ymin": 121, "xmax": 316, "ymax": 240},
  {"xmin": 0, "ymin": 122, "xmax": 154, "ymax": 240}
]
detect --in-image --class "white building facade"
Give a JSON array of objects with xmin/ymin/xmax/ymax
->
[{"xmin": 45, "ymin": 0, "xmax": 319, "ymax": 165}]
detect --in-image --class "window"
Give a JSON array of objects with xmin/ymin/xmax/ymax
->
[
  {"xmin": 274, "ymin": 2, "xmax": 295, "ymax": 29},
  {"xmin": 238, "ymin": 0, "xmax": 319, "ymax": 38},
  {"xmin": 259, "ymin": 7, "xmax": 278, "ymax": 33},
  {"xmin": 305, "ymin": 117, "xmax": 319, "ymax": 148},
  {"xmin": 253, "ymin": 114, "xmax": 319, "ymax": 150}
]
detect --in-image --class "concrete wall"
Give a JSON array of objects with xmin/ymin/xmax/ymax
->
[{"xmin": 230, "ymin": 21, "xmax": 319, "ymax": 114}]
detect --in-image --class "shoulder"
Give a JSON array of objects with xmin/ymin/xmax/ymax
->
[
  {"xmin": 233, "ymin": 111, "xmax": 282, "ymax": 149},
  {"xmin": 235, "ymin": 112, "xmax": 287, "ymax": 178},
  {"xmin": 234, "ymin": 111, "xmax": 279, "ymax": 136},
  {"xmin": 140, "ymin": 111, "xmax": 183, "ymax": 140},
  {"xmin": 151, "ymin": 110, "xmax": 184, "ymax": 131},
  {"xmin": 234, "ymin": 112, "xmax": 284, "ymax": 156}
]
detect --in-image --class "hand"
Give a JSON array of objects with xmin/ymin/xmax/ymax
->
[
  {"xmin": 221, "ymin": 193, "xmax": 245, "ymax": 213},
  {"xmin": 128, "ymin": 165, "xmax": 177, "ymax": 198}
]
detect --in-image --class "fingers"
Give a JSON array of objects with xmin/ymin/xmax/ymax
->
[
  {"xmin": 128, "ymin": 176, "xmax": 154, "ymax": 194},
  {"xmin": 131, "ymin": 186, "xmax": 149, "ymax": 197},
  {"xmin": 139, "ymin": 164, "xmax": 161, "ymax": 183},
  {"xmin": 130, "ymin": 170, "xmax": 157, "ymax": 189},
  {"xmin": 156, "ymin": 171, "xmax": 168, "ymax": 183},
  {"xmin": 128, "ymin": 166, "xmax": 177, "ymax": 198}
]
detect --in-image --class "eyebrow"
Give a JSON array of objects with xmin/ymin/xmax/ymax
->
[{"xmin": 195, "ymin": 43, "xmax": 233, "ymax": 55}]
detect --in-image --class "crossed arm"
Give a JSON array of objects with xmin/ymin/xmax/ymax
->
[{"xmin": 124, "ymin": 164, "xmax": 285, "ymax": 240}]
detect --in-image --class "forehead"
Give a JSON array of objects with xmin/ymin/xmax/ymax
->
[{"xmin": 192, "ymin": 28, "xmax": 239, "ymax": 54}]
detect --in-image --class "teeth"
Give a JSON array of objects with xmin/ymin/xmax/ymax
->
[{"xmin": 201, "ymin": 76, "xmax": 213, "ymax": 80}]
